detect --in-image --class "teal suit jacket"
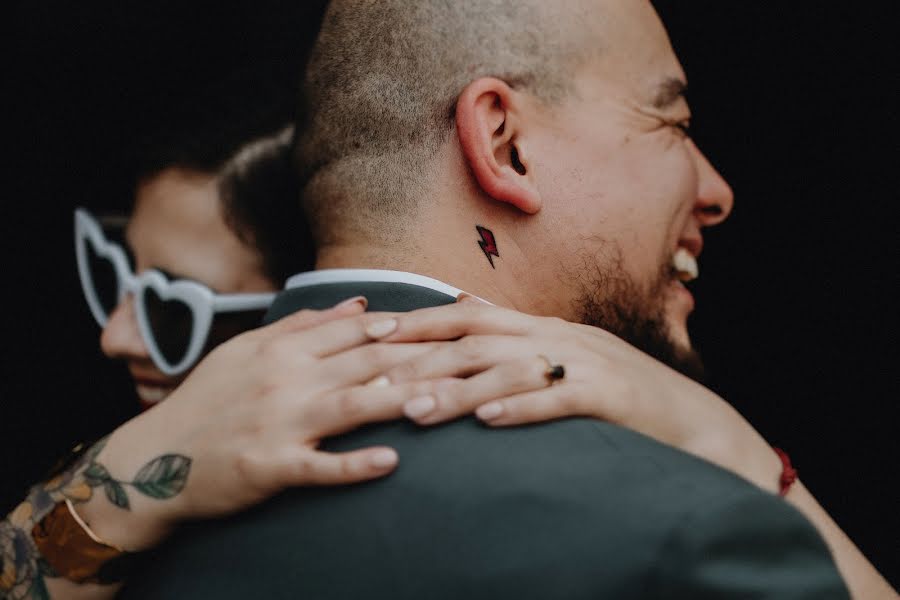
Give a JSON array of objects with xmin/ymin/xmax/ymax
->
[{"xmin": 120, "ymin": 279, "xmax": 849, "ymax": 599}]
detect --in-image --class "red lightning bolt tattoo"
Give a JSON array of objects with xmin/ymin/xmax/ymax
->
[{"xmin": 476, "ymin": 225, "xmax": 499, "ymax": 269}]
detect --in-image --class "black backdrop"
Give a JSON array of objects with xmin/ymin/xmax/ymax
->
[{"xmin": 5, "ymin": 1, "xmax": 897, "ymax": 587}]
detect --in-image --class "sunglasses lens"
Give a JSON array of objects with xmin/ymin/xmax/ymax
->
[
  {"xmin": 85, "ymin": 241, "xmax": 120, "ymax": 319},
  {"xmin": 142, "ymin": 287, "xmax": 195, "ymax": 368}
]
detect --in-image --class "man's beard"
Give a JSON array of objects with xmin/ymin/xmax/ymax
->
[{"xmin": 571, "ymin": 250, "xmax": 706, "ymax": 383}]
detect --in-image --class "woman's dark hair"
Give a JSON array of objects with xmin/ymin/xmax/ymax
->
[{"xmin": 218, "ymin": 126, "xmax": 315, "ymax": 285}]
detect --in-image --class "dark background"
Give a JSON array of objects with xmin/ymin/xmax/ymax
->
[{"xmin": 5, "ymin": 1, "xmax": 897, "ymax": 586}]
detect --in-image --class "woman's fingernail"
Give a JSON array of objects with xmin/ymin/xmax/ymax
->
[
  {"xmin": 369, "ymin": 448, "xmax": 398, "ymax": 469},
  {"xmin": 404, "ymin": 395, "xmax": 436, "ymax": 419},
  {"xmin": 366, "ymin": 318, "xmax": 397, "ymax": 338},
  {"xmin": 476, "ymin": 402, "xmax": 504, "ymax": 421},
  {"xmin": 456, "ymin": 292, "xmax": 485, "ymax": 304},
  {"xmin": 366, "ymin": 375, "xmax": 390, "ymax": 387},
  {"xmin": 335, "ymin": 296, "xmax": 368, "ymax": 310}
]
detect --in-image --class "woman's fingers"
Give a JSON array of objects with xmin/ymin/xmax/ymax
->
[
  {"xmin": 473, "ymin": 386, "xmax": 595, "ymax": 427},
  {"xmin": 274, "ymin": 446, "xmax": 399, "ymax": 487},
  {"xmin": 383, "ymin": 335, "xmax": 529, "ymax": 383},
  {"xmin": 402, "ymin": 356, "xmax": 553, "ymax": 425},
  {"xmin": 316, "ymin": 342, "xmax": 440, "ymax": 387},
  {"xmin": 308, "ymin": 377, "xmax": 454, "ymax": 435},
  {"xmin": 367, "ymin": 302, "xmax": 537, "ymax": 343},
  {"xmin": 253, "ymin": 311, "xmax": 391, "ymax": 364},
  {"xmin": 253, "ymin": 296, "xmax": 369, "ymax": 340}
]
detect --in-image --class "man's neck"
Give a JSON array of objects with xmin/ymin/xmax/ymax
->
[
  {"xmin": 311, "ymin": 147, "xmax": 573, "ymax": 319},
  {"xmin": 314, "ymin": 240, "xmax": 532, "ymax": 314}
]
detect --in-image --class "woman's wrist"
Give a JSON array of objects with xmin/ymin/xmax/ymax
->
[
  {"xmin": 71, "ymin": 482, "xmax": 176, "ymax": 552},
  {"xmin": 72, "ymin": 416, "xmax": 184, "ymax": 552}
]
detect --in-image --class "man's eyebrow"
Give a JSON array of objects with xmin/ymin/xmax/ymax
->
[{"xmin": 652, "ymin": 77, "xmax": 688, "ymax": 109}]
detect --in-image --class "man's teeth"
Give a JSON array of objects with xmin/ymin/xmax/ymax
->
[
  {"xmin": 672, "ymin": 248, "xmax": 699, "ymax": 282},
  {"xmin": 136, "ymin": 384, "xmax": 173, "ymax": 404}
]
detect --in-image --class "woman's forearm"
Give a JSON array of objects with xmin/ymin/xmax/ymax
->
[
  {"xmin": 690, "ymin": 420, "xmax": 896, "ymax": 598},
  {"xmin": 785, "ymin": 482, "xmax": 896, "ymax": 599},
  {"xmin": 0, "ymin": 433, "xmax": 176, "ymax": 600},
  {"xmin": 1, "ymin": 466, "xmax": 121, "ymax": 599}
]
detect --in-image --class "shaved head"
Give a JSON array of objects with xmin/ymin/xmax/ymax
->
[
  {"xmin": 293, "ymin": 0, "xmax": 735, "ymax": 375},
  {"xmin": 296, "ymin": 0, "xmax": 602, "ymax": 245}
]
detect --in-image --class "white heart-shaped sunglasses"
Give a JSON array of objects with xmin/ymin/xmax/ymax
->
[{"xmin": 75, "ymin": 208, "xmax": 275, "ymax": 376}]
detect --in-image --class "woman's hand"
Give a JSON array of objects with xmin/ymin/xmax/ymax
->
[
  {"xmin": 367, "ymin": 299, "xmax": 782, "ymax": 493},
  {"xmin": 77, "ymin": 298, "xmax": 442, "ymax": 551},
  {"xmin": 368, "ymin": 298, "xmax": 898, "ymax": 598}
]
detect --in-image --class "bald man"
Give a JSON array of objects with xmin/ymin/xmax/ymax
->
[{"xmin": 121, "ymin": 2, "xmax": 850, "ymax": 598}]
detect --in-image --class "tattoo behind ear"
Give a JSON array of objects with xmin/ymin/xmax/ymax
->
[{"xmin": 476, "ymin": 225, "xmax": 500, "ymax": 269}]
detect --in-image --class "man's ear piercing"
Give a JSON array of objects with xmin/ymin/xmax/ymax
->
[{"xmin": 511, "ymin": 146, "xmax": 527, "ymax": 175}]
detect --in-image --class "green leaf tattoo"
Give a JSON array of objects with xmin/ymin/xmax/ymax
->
[
  {"xmin": 81, "ymin": 436, "xmax": 109, "ymax": 466},
  {"xmin": 80, "ymin": 450, "xmax": 192, "ymax": 512},
  {"xmin": 83, "ymin": 462, "xmax": 111, "ymax": 486},
  {"xmin": 132, "ymin": 455, "xmax": 192, "ymax": 499},
  {"xmin": 103, "ymin": 481, "xmax": 130, "ymax": 510},
  {"xmin": 131, "ymin": 454, "xmax": 191, "ymax": 500}
]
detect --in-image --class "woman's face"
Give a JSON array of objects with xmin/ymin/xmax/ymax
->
[{"xmin": 100, "ymin": 167, "xmax": 277, "ymax": 410}]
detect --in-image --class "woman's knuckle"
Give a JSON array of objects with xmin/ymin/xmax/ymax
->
[
  {"xmin": 526, "ymin": 357, "xmax": 546, "ymax": 379},
  {"xmin": 364, "ymin": 343, "xmax": 393, "ymax": 367},
  {"xmin": 289, "ymin": 456, "xmax": 316, "ymax": 482},
  {"xmin": 336, "ymin": 389, "xmax": 364, "ymax": 417},
  {"xmin": 233, "ymin": 449, "xmax": 261, "ymax": 483},
  {"xmin": 255, "ymin": 336, "xmax": 284, "ymax": 361},
  {"xmin": 390, "ymin": 360, "xmax": 421, "ymax": 382},
  {"xmin": 254, "ymin": 379, "xmax": 285, "ymax": 406},
  {"xmin": 280, "ymin": 309, "xmax": 317, "ymax": 328},
  {"xmin": 339, "ymin": 457, "xmax": 358, "ymax": 479},
  {"xmin": 558, "ymin": 387, "xmax": 585, "ymax": 414},
  {"xmin": 457, "ymin": 302, "xmax": 480, "ymax": 318},
  {"xmin": 457, "ymin": 336, "xmax": 484, "ymax": 360},
  {"xmin": 431, "ymin": 389, "xmax": 457, "ymax": 414}
]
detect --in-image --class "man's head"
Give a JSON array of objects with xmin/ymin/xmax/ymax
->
[{"xmin": 295, "ymin": 0, "xmax": 733, "ymax": 378}]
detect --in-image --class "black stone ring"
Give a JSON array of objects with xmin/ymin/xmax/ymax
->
[{"xmin": 538, "ymin": 355, "xmax": 566, "ymax": 385}]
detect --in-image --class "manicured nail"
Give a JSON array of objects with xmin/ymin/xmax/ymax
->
[
  {"xmin": 476, "ymin": 402, "xmax": 504, "ymax": 421},
  {"xmin": 369, "ymin": 448, "xmax": 398, "ymax": 469},
  {"xmin": 366, "ymin": 375, "xmax": 390, "ymax": 387},
  {"xmin": 335, "ymin": 296, "xmax": 368, "ymax": 310},
  {"xmin": 366, "ymin": 318, "xmax": 397, "ymax": 338},
  {"xmin": 456, "ymin": 292, "xmax": 485, "ymax": 304},
  {"xmin": 404, "ymin": 395, "xmax": 436, "ymax": 419}
]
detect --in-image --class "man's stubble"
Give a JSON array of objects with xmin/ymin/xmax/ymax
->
[{"xmin": 570, "ymin": 245, "xmax": 707, "ymax": 383}]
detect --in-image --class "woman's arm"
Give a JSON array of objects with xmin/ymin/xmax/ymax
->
[
  {"xmin": 370, "ymin": 300, "xmax": 897, "ymax": 599},
  {"xmin": 2, "ymin": 299, "xmax": 439, "ymax": 599},
  {"xmin": 2, "ymin": 451, "xmax": 123, "ymax": 600}
]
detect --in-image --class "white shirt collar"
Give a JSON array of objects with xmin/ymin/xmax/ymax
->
[{"xmin": 285, "ymin": 269, "xmax": 467, "ymax": 299}]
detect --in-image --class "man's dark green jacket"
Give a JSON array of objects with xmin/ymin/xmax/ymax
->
[{"xmin": 120, "ymin": 277, "xmax": 849, "ymax": 599}]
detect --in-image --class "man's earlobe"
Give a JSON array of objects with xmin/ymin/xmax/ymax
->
[{"xmin": 456, "ymin": 77, "xmax": 541, "ymax": 215}]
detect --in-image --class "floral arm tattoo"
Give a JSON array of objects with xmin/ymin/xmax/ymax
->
[{"xmin": 1, "ymin": 438, "xmax": 191, "ymax": 599}]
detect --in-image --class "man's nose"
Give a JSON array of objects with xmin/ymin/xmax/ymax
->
[
  {"xmin": 691, "ymin": 140, "xmax": 734, "ymax": 227},
  {"xmin": 99, "ymin": 295, "xmax": 149, "ymax": 361}
]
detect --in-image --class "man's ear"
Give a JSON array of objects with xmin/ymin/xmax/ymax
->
[{"xmin": 456, "ymin": 77, "xmax": 541, "ymax": 214}]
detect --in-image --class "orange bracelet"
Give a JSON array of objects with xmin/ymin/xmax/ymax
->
[{"xmin": 773, "ymin": 447, "xmax": 798, "ymax": 496}]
